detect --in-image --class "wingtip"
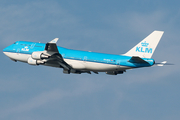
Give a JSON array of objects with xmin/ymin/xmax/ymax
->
[
  {"xmin": 49, "ymin": 38, "xmax": 59, "ymax": 43},
  {"xmin": 161, "ymin": 61, "xmax": 167, "ymax": 64}
]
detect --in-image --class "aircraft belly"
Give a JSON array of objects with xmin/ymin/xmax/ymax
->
[
  {"xmin": 64, "ymin": 59, "xmax": 118, "ymax": 71},
  {"xmin": 64, "ymin": 59, "xmax": 86, "ymax": 69},
  {"xmin": 3, "ymin": 52, "xmax": 30, "ymax": 62},
  {"xmin": 85, "ymin": 61, "xmax": 117, "ymax": 71},
  {"xmin": 3, "ymin": 52, "xmax": 133, "ymax": 72}
]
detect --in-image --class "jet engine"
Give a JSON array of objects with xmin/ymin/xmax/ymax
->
[
  {"xmin": 31, "ymin": 51, "xmax": 49, "ymax": 60},
  {"xmin": 27, "ymin": 57, "xmax": 45, "ymax": 65}
]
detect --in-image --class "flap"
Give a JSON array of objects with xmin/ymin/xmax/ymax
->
[{"xmin": 44, "ymin": 38, "xmax": 72, "ymax": 70}]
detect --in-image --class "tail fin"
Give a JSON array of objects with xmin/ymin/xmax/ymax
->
[{"xmin": 124, "ymin": 31, "xmax": 164, "ymax": 58}]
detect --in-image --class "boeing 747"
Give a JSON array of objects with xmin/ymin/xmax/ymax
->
[{"xmin": 3, "ymin": 31, "xmax": 166, "ymax": 75}]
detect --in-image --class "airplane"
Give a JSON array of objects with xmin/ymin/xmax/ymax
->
[{"xmin": 3, "ymin": 31, "xmax": 167, "ymax": 75}]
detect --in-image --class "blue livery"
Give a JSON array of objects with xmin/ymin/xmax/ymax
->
[{"xmin": 3, "ymin": 31, "xmax": 166, "ymax": 75}]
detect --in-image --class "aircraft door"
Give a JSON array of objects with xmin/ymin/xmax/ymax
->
[
  {"xmin": 84, "ymin": 56, "xmax": 87, "ymax": 63},
  {"xmin": 17, "ymin": 48, "xmax": 20, "ymax": 55},
  {"xmin": 116, "ymin": 60, "xmax": 121, "ymax": 68},
  {"xmin": 31, "ymin": 43, "xmax": 36, "ymax": 49}
]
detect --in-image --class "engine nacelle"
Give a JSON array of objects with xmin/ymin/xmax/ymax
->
[
  {"xmin": 106, "ymin": 71, "xmax": 123, "ymax": 75},
  {"xmin": 32, "ymin": 51, "xmax": 49, "ymax": 60},
  {"xmin": 27, "ymin": 57, "xmax": 45, "ymax": 65}
]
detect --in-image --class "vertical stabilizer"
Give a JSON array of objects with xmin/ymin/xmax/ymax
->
[{"xmin": 124, "ymin": 31, "xmax": 164, "ymax": 58}]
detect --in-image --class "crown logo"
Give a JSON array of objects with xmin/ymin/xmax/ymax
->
[{"xmin": 141, "ymin": 41, "xmax": 149, "ymax": 47}]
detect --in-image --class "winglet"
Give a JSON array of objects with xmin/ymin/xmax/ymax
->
[{"xmin": 49, "ymin": 38, "xmax": 59, "ymax": 43}]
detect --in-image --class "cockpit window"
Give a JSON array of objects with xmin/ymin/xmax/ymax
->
[{"xmin": 13, "ymin": 41, "xmax": 19, "ymax": 45}]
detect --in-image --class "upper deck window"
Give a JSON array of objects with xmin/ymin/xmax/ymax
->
[
  {"xmin": 35, "ymin": 45, "xmax": 43, "ymax": 48},
  {"xmin": 20, "ymin": 44, "xmax": 31, "ymax": 46}
]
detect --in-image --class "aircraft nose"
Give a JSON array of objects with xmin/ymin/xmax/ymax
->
[
  {"xmin": 3, "ymin": 47, "xmax": 9, "ymax": 56},
  {"xmin": 3, "ymin": 47, "xmax": 7, "ymax": 53},
  {"xmin": 3, "ymin": 51, "xmax": 8, "ymax": 56},
  {"xmin": 3, "ymin": 47, "xmax": 6, "ymax": 51},
  {"xmin": 3, "ymin": 43, "xmax": 15, "ymax": 52},
  {"xmin": 3, "ymin": 46, "xmax": 9, "ymax": 52},
  {"xmin": 3, "ymin": 45, "xmax": 13, "ymax": 56}
]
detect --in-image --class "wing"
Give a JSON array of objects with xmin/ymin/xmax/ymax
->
[
  {"xmin": 45, "ymin": 38, "xmax": 59, "ymax": 52},
  {"xmin": 44, "ymin": 38, "xmax": 72, "ymax": 71},
  {"xmin": 41, "ymin": 38, "xmax": 92, "ymax": 74}
]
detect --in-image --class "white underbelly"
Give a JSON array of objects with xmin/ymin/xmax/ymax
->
[
  {"xmin": 3, "ymin": 52, "xmax": 30, "ymax": 62},
  {"xmin": 3, "ymin": 52, "xmax": 131, "ymax": 72},
  {"xmin": 64, "ymin": 59, "xmax": 127, "ymax": 71}
]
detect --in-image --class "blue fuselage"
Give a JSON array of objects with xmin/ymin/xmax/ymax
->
[{"xmin": 3, "ymin": 41, "xmax": 155, "ymax": 69}]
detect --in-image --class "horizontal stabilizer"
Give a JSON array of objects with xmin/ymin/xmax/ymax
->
[
  {"xmin": 154, "ymin": 61, "xmax": 173, "ymax": 66},
  {"xmin": 128, "ymin": 56, "xmax": 148, "ymax": 64}
]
